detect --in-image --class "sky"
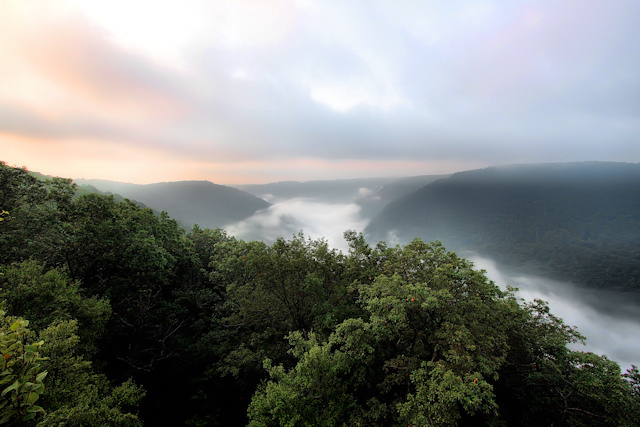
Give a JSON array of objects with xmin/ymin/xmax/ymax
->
[{"xmin": 1, "ymin": 0, "xmax": 639, "ymax": 184}]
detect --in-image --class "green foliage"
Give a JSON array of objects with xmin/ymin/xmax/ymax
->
[
  {"xmin": 249, "ymin": 240, "xmax": 509, "ymax": 425},
  {"xmin": 1, "ymin": 162, "xmax": 638, "ymax": 425},
  {"xmin": 52, "ymin": 192, "xmax": 204, "ymax": 379},
  {"xmin": 624, "ymin": 364, "xmax": 640, "ymax": 399},
  {"xmin": 219, "ymin": 233, "xmax": 354, "ymax": 378},
  {"xmin": 181, "ymin": 232, "xmax": 359, "ymax": 425},
  {"xmin": 61, "ymin": 194, "xmax": 176, "ymax": 294},
  {"xmin": 249, "ymin": 238, "xmax": 639, "ymax": 426},
  {"xmin": 37, "ymin": 320, "xmax": 145, "ymax": 427},
  {"xmin": 248, "ymin": 332, "xmax": 359, "ymax": 427},
  {"xmin": 0, "ymin": 162, "xmax": 76, "ymax": 266},
  {"xmin": 0, "ymin": 309, "xmax": 47, "ymax": 425},
  {"xmin": 0, "ymin": 261, "xmax": 111, "ymax": 356}
]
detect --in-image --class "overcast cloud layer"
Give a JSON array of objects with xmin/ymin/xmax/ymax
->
[{"xmin": 2, "ymin": 0, "xmax": 639, "ymax": 183}]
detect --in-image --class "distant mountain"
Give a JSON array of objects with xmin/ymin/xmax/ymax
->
[
  {"xmin": 75, "ymin": 179, "xmax": 270, "ymax": 230},
  {"xmin": 236, "ymin": 177, "xmax": 397, "ymax": 202},
  {"xmin": 370, "ymin": 174, "xmax": 448, "ymax": 202},
  {"xmin": 235, "ymin": 175, "xmax": 447, "ymax": 219},
  {"xmin": 365, "ymin": 162, "xmax": 640, "ymax": 289}
]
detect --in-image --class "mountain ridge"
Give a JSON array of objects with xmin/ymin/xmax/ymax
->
[
  {"xmin": 74, "ymin": 178, "xmax": 271, "ymax": 230},
  {"xmin": 365, "ymin": 161, "xmax": 640, "ymax": 289}
]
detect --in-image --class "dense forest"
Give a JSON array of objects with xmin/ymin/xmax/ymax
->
[
  {"xmin": 1, "ymin": 161, "xmax": 639, "ymax": 426},
  {"xmin": 366, "ymin": 162, "xmax": 640, "ymax": 290}
]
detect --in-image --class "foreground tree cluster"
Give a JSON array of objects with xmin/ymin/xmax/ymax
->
[{"xmin": 0, "ymin": 162, "xmax": 638, "ymax": 426}]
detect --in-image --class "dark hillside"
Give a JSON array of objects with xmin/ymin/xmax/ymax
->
[
  {"xmin": 75, "ymin": 179, "xmax": 270, "ymax": 229},
  {"xmin": 365, "ymin": 162, "xmax": 640, "ymax": 289},
  {"xmin": 373, "ymin": 174, "xmax": 449, "ymax": 201}
]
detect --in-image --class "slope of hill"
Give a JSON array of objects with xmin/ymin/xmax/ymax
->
[
  {"xmin": 24, "ymin": 169, "xmax": 153, "ymax": 208},
  {"xmin": 365, "ymin": 162, "xmax": 640, "ymax": 289},
  {"xmin": 75, "ymin": 179, "xmax": 270, "ymax": 230}
]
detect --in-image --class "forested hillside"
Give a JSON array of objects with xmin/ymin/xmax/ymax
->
[
  {"xmin": 75, "ymin": 179, "xmax": 271, "ymax": 230},
  {"xmin": 366, "ymin": 162, "xmax": 640, "ymax": 290},
  {"xmin": 1, "ymin": 161, "xmax": 639, "ymax": 425}
]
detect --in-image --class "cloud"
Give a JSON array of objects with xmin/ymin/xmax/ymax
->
[
  {"xmin": 355, "ymin": 187, "xmax": 380, "ymax": 201},
  {"xmin": 0, "ymin": 2, "xmax": 195, "ymax": 148},
  {"xmin": 226, "ymin": 198, "xmax": 368, "ymax": 252},
  {"xmin": 470, "ymin": 255, "xmax": 640, "ymax": 372}
]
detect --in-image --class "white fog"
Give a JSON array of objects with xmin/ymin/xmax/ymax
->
[
  {"xmin": 225, "ymin": 197, "xmax": 367, "ymax": 253},
  {"xmin": 470, "ymin": 255, "xmax": 640, "ymax": 372}
]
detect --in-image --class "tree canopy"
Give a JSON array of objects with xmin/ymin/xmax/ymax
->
[{"xmin": 0, "ymin": 161, "xmax": 638, "ymax": 425}]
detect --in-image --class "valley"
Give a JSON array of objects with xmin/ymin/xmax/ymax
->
[{"xmin": 3, "ymin": 160, "xmax": 639, "ymax": 425}]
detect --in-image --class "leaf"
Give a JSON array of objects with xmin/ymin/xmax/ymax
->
[
  {"xmin": 34, "ymin": 383, "xmax": 44, "ymax": 394},
  {"xmin": 0, "ymin": 412, "xmax": 13, "ymax": 423},
  {"xmin": 1, "ymin": 380, "xmax": 20, "ymax": 396},
  {"xmin": 25, "ymin": 391, "xmax": 39, "ymax": 405},
  {"xmin": 22, "ymin": 412, "xmax": 36, "ymax": 421},
  {"xmin": 6, "ymin": 343, "xmax": 20, "ymax": 352},
  {"xmin": 26, "ymin": 405, "xmax": 44, "ymax": 414}
]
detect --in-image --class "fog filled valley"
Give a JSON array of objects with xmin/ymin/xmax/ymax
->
[
  {"xmin": 234, "ymin": 199, "xmax": 640, "ymax": 373},
  {"xmin": 229, "ymin": 168, "xmax": 640, "ymax": 373},
  {"xmin": 2, "ymin": 160, "xmax": 640, "ymax": 425},
  {"xmin": 226, "ymin": 188, "xmax": 640, "ymax": 372}
]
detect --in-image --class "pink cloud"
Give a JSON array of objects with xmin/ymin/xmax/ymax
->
[{"xmin": 23, "ymin": 19, "xmax": 188, "ymax": 118}]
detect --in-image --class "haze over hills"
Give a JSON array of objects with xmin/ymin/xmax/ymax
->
[
  {"xmin": 235, "ymin": 174, "xmax": 447, "ymax": 220},
  {"xmin": 68, "ymin": 174, "xmax": 446, "ymax": 246},
  {"xmin": 236, "ymin": 177, "xmax": 397, "ymax": 202},
  {"xmin": 5, "ymin": 160, "xmax": 640, "ymax": 426},
  {"xmin": 365, "ymin": 162, "xmax": 640, "ymax": 290},
  {"xmin": 72, "ymin": 162, "xmax": 640, "ymax": 291},
  {"xmin": 9, "ymin": 160, "xmax": 640, "ymax": 378},
  {"xmin": 74, "ymin": 179, "xmax": 271, "ymax": 230}
]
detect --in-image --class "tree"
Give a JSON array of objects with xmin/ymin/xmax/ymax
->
[
  {"xmin": 0, "ymin": 162, "xmax": 76, "ymax": 266},
  {"xmin": 219, "ymin": 233, "xmax": 353, "ymax": 380},
  {"xmin": 179, "ymin": 232, "xmax": 358, "ymax": 425},
  {"xmin": 37, "ymin": 320, "xmax": 145, "ymax": 427},
  {"xmin": 0, "ymin": 261, "xmax": 111, "ymax": 357},
  {"xmin": 248, "ymin": 331, "xmax": 363, "ymax": 427},
  {"xmin": 0, "ymin": 309, "xmax": 47, "ymax": 425}
]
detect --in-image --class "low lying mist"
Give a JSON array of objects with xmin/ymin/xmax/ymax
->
[
  {"xmin": 225, "ymin": 197, "xmax": 368, "ymax": 252},
  {"xmin": 469, "ymin": 255, "xmax": 640, "ymax": 372}
]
